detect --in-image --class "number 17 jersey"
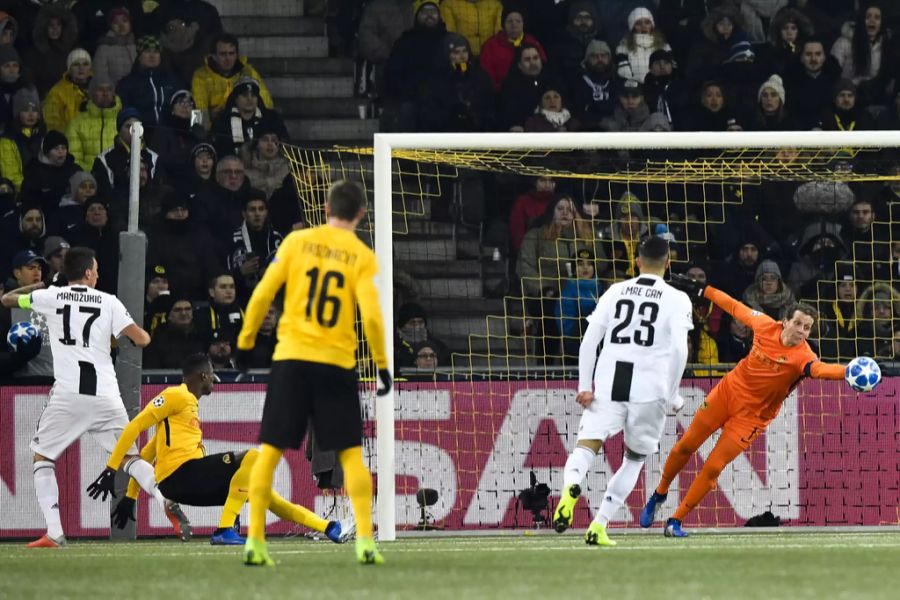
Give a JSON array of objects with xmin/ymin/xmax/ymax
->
[
  {"xmin": 589, "ymin": 274, "xmax": 694, "ymax": 404},
  {"xmin": 29, "ymin": 285, "xmax": 134, "ymax": 397},
  {"xmin": 238, "ymin": 224, "xmax": 388, "ymax": 370}
]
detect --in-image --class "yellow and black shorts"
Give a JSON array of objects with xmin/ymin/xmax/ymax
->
[{"xmin": 158, "ymin": 451, "xmax": 243, "ymax": 506}]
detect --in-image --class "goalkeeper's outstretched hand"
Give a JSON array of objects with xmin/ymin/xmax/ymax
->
[
  {"xmin": 112, "ymin": 497, "xmax": 136, "ymax": 529},
  {"xmin": 376, "ymin": 369, "xmax": 392, "ymax": 396},
  {"xmin": 669, "ymin": 273, "xmax": 707, "ymax": 301},
  {"xmin": 87, "ymin": 467, "xmax": 117, "ymax": 501}
]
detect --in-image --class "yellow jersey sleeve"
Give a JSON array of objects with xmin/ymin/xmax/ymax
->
[
  {"xmin": 238, "ymin": 234, "xmax": 292, "ymax": 350},
  {"xmin": 106, "ymin": 408, "xmax": 159, "ymax": 470},
  {"xmin": 356, "ymin": 251, "xmax": 388, "ymax": 369}
]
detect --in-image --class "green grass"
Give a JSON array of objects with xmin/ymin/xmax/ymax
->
[{"xmin": 2, "ymin": 532, "xmax": 899, "ymax": 600}]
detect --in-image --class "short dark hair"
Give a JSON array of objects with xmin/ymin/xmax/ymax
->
[
  {"xmin": 208, "ymin": 272, "xmax": 234, "ymax": 290},
  {"xmin": 783, "ymin": 302, "xmax": 818, "ymax": 325},
  {"xmin": 638, "ymin": 235, "xmax": 670, "ymax": 262},
  {"xmin": 62, "ymin": 247, "xmax": 96, "ymax": 282},
  {"xmin": 212, "ymin": 33, "xmax": 239, "ymax": 53},
  {"xmin": 182, "ymin": 353, "xmax": 212, "ymax": 376},
  {"xmin": 327, "ymin": 181, "xmax": 367, "ymax": 220}
]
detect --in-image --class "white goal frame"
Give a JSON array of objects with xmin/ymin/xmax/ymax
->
[{"xmin": 371, "ymin": 130, "xmax": 900, "ymax": 541}]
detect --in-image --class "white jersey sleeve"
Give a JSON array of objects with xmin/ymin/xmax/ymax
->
[
  {"xmin": 35, "ymin": 286, "xmax": 131, "ymax": 398},
  {"xmin": 578, "ymin": 288, "xmax": 614, "ymax": 392},
  {"xmin": 591, "ymin": 274, "xmax": 694, "ymax": 403}
]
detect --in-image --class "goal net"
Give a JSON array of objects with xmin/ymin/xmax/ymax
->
[{"xmin": 282, "ymin": 132, "xmax": 900, "ymax": 538}]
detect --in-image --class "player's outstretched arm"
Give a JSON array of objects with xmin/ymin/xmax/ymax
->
[
  {"xmin": 703, "ymin": 285, "xmax": 772, "ymax": 330},
  {"xmin": 121, "ymin": 323, "xmax": 151, "ymax": 348},
  {"xmin": 805, "ymin": 360, "xmax": 846, "ymax": 380},
  {"xmin": 0, "ymin": 282, "xmax": 44, "ymax": 308},
  {"xmin": 88, "ymin": 409, "xmax": 160, "ymax": 501}
]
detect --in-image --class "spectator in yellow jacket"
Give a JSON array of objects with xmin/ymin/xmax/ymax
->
[
  {"xmin": 439, "ymin": 0, "xmax": 503, "ymax": 57},
  {"xmin": 0, "ymin": 88, "xmax": 45, "ymax": 190},
  {"xmin": 43, "ymin": 48, "xmax": 92, "ymax": 133},
  {"xmin": 191, "ymin": 33, "xmax": 272, "ymax": 124},
  {"xmin": 66, "ymin": 75, "xmax": 122, "ymax": 170}
]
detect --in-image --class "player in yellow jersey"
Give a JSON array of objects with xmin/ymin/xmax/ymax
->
[
  {"xmin": 86, "ymin": 354, "xmax": 342, "ymax": 545},
  {"xmin": 235, "ymin": 180, "xmax": 391, "ymax": 567}
]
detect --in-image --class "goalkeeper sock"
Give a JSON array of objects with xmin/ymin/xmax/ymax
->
[
  {"xmin": 563, "ymin": 445, "xmax": 595, "ymax": 488},
  {"xmin": 339, "ymin": 446, "xmax": 373, "ymax": 539},
  {"xmin": 124, "ymin": 458, "xmax": 167, "ymax": 510},
  {"xmin": 595, "ymin": 457, "xmax": 644, "ymax": 526},
  {"xmin": 268, "ymin": 491, "xmax": 329, "ymax": 533},
  {"xmin": 33, "ymin": 461, "xmax": 64, "ymax": 540},
  {"xmin": 219, "ymin": 450, "xmax": 257, "ymax": 529},
  {"xmin": 248, "ymin": 444, "xmax": 282, "ymax": 541}
]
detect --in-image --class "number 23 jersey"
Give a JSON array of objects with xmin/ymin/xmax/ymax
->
[
  {"xmin": 29, "ymin": 285, "xmax": 134, "ymax": 397},
  {"xmin": 589, "ymin": 274, "xmax": 694, "ymax": 404},
  {"xmin": 238, "ymin": 224, "xmax": 388, "ymax": 370}
]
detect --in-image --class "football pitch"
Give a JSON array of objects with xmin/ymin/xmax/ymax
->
[{"xmin": 2, "ymin": 531, "xmax": 899, "ymax": 600}]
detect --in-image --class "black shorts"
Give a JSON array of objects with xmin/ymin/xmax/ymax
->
[
  {"xmin": 158, "ymin": 451, "xmax": 243, "ymax": 506},
  {"xmin": 259, "ymin": 359, "xmax": 362, "ymax": 452}
]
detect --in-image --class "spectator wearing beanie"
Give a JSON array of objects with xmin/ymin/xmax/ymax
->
[
  {"xmin": 600, "ymin": 78, "xmax": 652, "ymax": 132},
  {"xmin": 524, "ymin": 84, "xmax": 579, "ymax": 131},
  {"xmin": 116, "ymin": 35, "xmax": 185, "ymax": 127},
  {"xmin": 0, "ymin": 45, "xmax": 29, "ymax": 130},
  {"xmin": 159, "ymin": 15, "xmax": 210, "ymax": 86},
  {"xmin": 615, "ymin": 6, "xmax": 671, "ymax": 84},
  {"xmin": 384, "ymin": 0, "xmax": 447, "ymax": 107},
  {"xmin": 0, "ymin": 88, "xmax": 45, "ymax": 190},
  {"xmin": 687, "ymin": 4, "xmax": 751, "ymax": 83},
  {"xmin": 479, "ymin": 4, "xmax": 547, "ymax": 91},
  {"xmin": 210, "ymin": 76, "xmax": 286, "ymax": 157},
  {"xmin": 92, "ymin": 107, "xmax": 162, "ymax": 204},
  {"xmin": 416, "ymin": 32, "xmax": 495, "ymax": 132},
  {"xmin": 569, "ymin": 39, "xmax": 616, "ymax": 130},
  {"xmin": 394, "ymin": 302, "xmax": 449, "ymax": 368},
  {"xmin": 548, "ymin": 1, "xmax": 606, "ymax": 87},
  {"xmin": 742, "ymin": 259, "xmax": 796, "ymax": 321},
  {"xmin": 43, "ymin": 48, "xmax": 92, "ymax": 133},
  {"xmin": 51, "ymin": 171, "xmax": 99, "ymax": 235},
  {"xmin": 750, "ymin": 74, "xmax": 797, "ymax": 131},
  {"xmin": 66, "ymin": 74, "xmax": 122, "ymax": 170},
  {"xmin": 150, "ymin": 89, "xmax": 206, "ymax": 187},
  {"xmin": 818, "ymin": 78, "xmax": 874, "ymax": 130},
  {"xmin": 186, "ymin": 141, "xmax": 217, "ymax": 197},
  {"xmin": 642, "ymin": 48, "xmax": 683, "ymax": 126},
  {"xmin": 20, "ymin": 130, "xmax": 79, "ymax": 217},
  {"xmin": 241, "ymin": 122, "xmax": 290, "ymax": 199},
  {"xmin": 22, "ymin": 4, "xmax": 79, "ymax": 97},
  {"xmin": 439, "ymin": 0, "xmax": 502, "ymax": 57},
  {"xmin": 70, "ymin": 0, "xmax": 144, "ymax": 55},
  {"xmin": 65, "ymin": 196, "xmax": 120, "ymax": 293},
  {"xmin": 91, "ymin": 7, "xmax": 136, "ymax": 87},
  {"xmin": 191, "ymin": 32, "xmax": 273, "ymax": 122}
]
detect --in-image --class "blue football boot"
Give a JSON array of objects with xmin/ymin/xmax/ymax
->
[
  {"xmin": 664, "ymin": 518, "xmax": 689, "ymax": 538},
  {"xmin": 325, "ymin": 521, "xmax": 343, "ymax": 543},
  {"xmin": 211, "ymin": 527, "xmax": 247, "ymax": 545},
  {"xmin": 640, "ymin": 491, "xmax": 667, "ymax": 528}
]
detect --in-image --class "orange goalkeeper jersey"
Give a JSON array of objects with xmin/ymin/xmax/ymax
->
[{"xmin": 704, "ymin": 286, "xmax": 845, "ymax": 422}]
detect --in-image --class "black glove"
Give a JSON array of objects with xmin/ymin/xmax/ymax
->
[
  {"xmin": 376, "ymin": 368, "xmax": 392, "ymax": 396},
  {"xmin": 10, "ymin": 334, "xmax": 42, "ymax": 369},
  {"xmin": 112, "ymin": 497, "xmax": 136, "ymax": 529},
  {"xmin": 669, "ymin": 273, "xmax": 707, "ymax": 301},
  {"xmin": 234, "ymin": 348, "xmax": 253, "ymax": 373},
  {"xmin": 87, "ymin": 467, "xmax": 117, "ymax": 501}
]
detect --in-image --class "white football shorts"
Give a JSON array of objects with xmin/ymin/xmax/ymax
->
[
  {"xmin": 30, "ymin": 391, "xmax": 136, "ymax": 460},
  {"xmin": 576, "ymin": 395, "xmax": 667, "ymax": 455}
]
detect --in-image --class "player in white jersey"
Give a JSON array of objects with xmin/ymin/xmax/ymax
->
[
  {"xmin": 1, "ymin": 247, "xmax": 186, "ymax": 547},
  {"xmin": 551, "ymin": 236, "xmax": 693, "ymax": 546}
]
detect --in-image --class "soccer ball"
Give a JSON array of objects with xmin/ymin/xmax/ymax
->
[
  {"xmin": 844, "ymin": 356, "xmax": 882, "ymax": 393},
  {"xmin": 6, "ymin": 321, "xmax": 39, "ymax": 350}
]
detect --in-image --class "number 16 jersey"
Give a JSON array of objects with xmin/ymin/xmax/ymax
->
[
  {"xmin": 28, "ymin": 285, "xmax": 134, "ymax": 397},
  {"xmin": 588, "ymin": 274, "xmax": 694, "ymax": 404},
  {"xmin": 238, "ymin": 224, "xmax": 388, "ymax": 370}
]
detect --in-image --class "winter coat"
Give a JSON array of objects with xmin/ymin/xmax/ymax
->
[
  {"xmin": 3, "ymin": 122, "xmax": 45, "ymax": 177},
  {"xmin": 20, "ymin": 152, "xmax": 80, "ymax": 217},
  {"xmin": 92, "ymin": 32, "xmax": 137, "ymax": 87},
  {"xmin": 193, "ymin": 301, "xmax": 245, "ymax": 344},
  {"xmin": 616, "ymin": 35, "xmax": 672, "ymax": 84},
  {"xmin": 555, "ymin": 278, "xmax": 601, "ymax": 336},
  {"xmin": 0, "ymin": 137, "xmax": 24, "ymax": 189},
  {"xmin": 439, "ymin": 0, "xmax": 503, "ymax": 56},
  {"xmin": 116, "ymin": 64, "xmax": 186, "ymax": 127},
  {"xmin": 498, "ymin": 67, "xmax": 555, "ymax": 130},
  {"xmin": 786, "ymin": 222, "xmax": 847, "ymax": 297},
  {"xmin": 191, "ymin": 56, "xmax": 273, "ymax": 117},
  {"xmin": 600, "ymin": 102, "xmax": 652, "ymax": 132},
  {"xmin": 548, "ymin": 1, "xmax": 606, "ymax": 86},
  {"xmin": 783, "ymin": 57, "xmax": 843, "ymax": 129},
  {"xmin": 509, "ymin": 189, "xmax": 554, "ymax": 252},
  {"xmin": 158, "ymin": 0, "xmax": 223, "ymax": 38},
  {"xmin": 149, "ymin": 115, "xmax": 205, "ymax": 189},
  {"xmin": 160, "ymin": 23, "xmax": 211, "ymax": 86},
  {"xmin": 479, "ymin": 31, "xmax": 547, "ymax": 90},
  {"xmin": 831, "ymin": 22, "xmax": 882, "ymax": 84},
  {"xmin": 143, "ymin": 323, "xmax": 206, "ymax": 369},
  {"xmin": 417, "ymin": 62, "xmax": 495, "ymax": 132},
  {"xmin": 818, "ymin": 105, "xmax": 875, "ymax": 131},
  {"xmin": 22, "ymin": 4, "xmax": 79, "ymax": 97},
  {"xmin": 384, "ymin": 22, "xmax": 448, "ymax": 101},
  {"xmin": 43, "ymin": 73, "xmax": 89, "ymax": 133},
  {"xmin": 568, "ymin": 65, "xmax": 616, "ymax": 130},
  {"xmin": 92, "ymin": 138, "xmax": 162, "ymax": 207},
  {"xmin": 524, "ymin": 110, "xmax": 579, "ymax": 132},
  {"xmin": 357, "ymin": 0, "xmax": 414, "ymax": 63},
  {"xmin": 147, "ymin": 218, "xmax": 222, "ymax": 300},
  {"xmin": 193, "ymin": 178, "xmax": 254, "ymax": 252},
  {"xmin": 210, "ymin": 105, "xmax": 287, "ymax": 158},
  {"xmin": 65, "ymin": 96, "xmax": 122, "ymax": 171},
  {"xmin": 66, "ymin": 220, "xmax": 120, "ymax": 293},
  {"xmin": 241, "ymin": 145, "xmax": 291, "ymax": 200},
  {"xmin": 227, "ymin": 220, "xmax": 283, "ymax": 298},
  {"xmin": 517, "ymin": 225, "xmax": 601, "ymax": 296}
]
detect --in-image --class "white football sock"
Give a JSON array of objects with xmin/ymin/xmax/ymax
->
[
  {"xmin": 33, "ymin": 461, "xmax": 64, "ymax": 539},
  {"xmin": 563, "ymin": 445, "xmax": 596, "ymax": 489},
  {"xmin": 124, "ymin": 458, "xmax": 167, "ymax": 510},
  {"xmin": 595, "ymin": 457, "xmax": 645, "ymax": 526}
]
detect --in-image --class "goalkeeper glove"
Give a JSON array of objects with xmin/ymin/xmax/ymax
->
[
  {"xmin": 234, "ymin": 348, "xmax": 253, "ymax": 373},
  {"xmin": 112, "ymin": 497, "xmax": 136, "ymax": 529},
  {"xmin": 376, "ymin": 369, "xmax": 393, "ymax": 396},
  {"xmin": 87, "ymin": 467, "xmax": 117, "ymax": 501},
  {"xmin": 669, "ymin": 273, "xmax": 707, "ymax": 301}
]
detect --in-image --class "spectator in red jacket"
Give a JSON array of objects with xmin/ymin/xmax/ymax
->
[
  {"xmin": 509, "ymin": 176, "xmax": 556, "ymax": 253},
  {"xmin": 479, "ymin": 4, "xmax": 546, "ymax": 91}
]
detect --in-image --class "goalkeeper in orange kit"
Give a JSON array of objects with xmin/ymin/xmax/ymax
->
[{"xmin": 640, "ymin": 275, "xmax": 847, "ymax": 537}]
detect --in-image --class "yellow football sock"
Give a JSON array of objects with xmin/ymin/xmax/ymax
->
[
  {"xmin": 219, "ymin": 449, "xmax": 257, "ymax": 528},
  {"xmin": 268, "ymin": 491, "xmax": 329, "ymax": 533},
  {"xmin": 248, "ymin": 444, "xmax": 282, "ymax": 541},
  {"xmin": 338, "ymin": 446, "xmax": 373, "ymax": 538}
]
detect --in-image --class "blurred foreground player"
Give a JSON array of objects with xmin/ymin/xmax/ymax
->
[{"xmin": 236, "ymin": 180, "xmax": 391, "ymax": 566}]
